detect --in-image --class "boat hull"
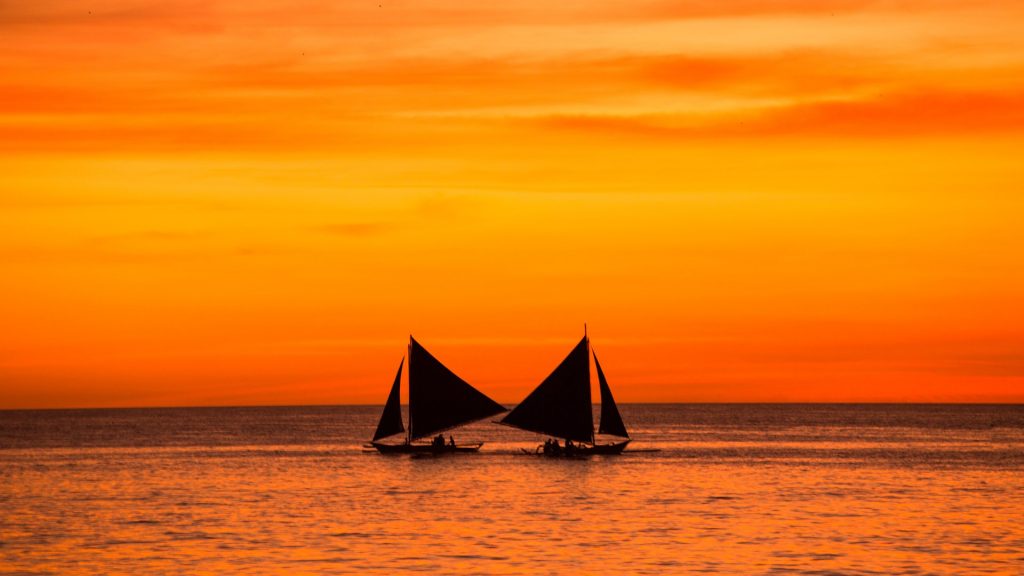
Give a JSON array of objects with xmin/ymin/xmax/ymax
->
[
  {"xmin": 370, "ymin": 441, "xmax": 484, "ymax": 454},
  {"xmin": 522, "ymin": 439, "xmax": 631, "ymax": 456},
  {"xmin": 588, "ymin": 439, "xmax": 631, "ymax": 454}
]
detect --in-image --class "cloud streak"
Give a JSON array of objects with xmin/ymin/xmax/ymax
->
[{"xmin": 541, "ymin": 88, "xmax": 1024, "ymax": 139}]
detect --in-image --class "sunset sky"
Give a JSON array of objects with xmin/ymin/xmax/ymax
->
[{"xmin": 2, "ymin": 0, "xmax": 1023, "ymax": 408}]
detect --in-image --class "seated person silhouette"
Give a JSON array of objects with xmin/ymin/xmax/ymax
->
[{"xmin": 546, "ymin": 438, "xmax": 563, "ymax": 456}]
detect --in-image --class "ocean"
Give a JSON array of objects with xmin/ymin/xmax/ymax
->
[{"xmin": 1, "ymin": 404, "xmax": 1022, "ymax": 575}]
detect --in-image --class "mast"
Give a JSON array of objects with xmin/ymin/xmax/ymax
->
[{"xmin": 406, "ymin": 337, "xmax": 412, "ymax": 445}]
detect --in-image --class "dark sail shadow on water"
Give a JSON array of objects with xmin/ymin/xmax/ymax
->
[{"xmin": 369, "ymin": 336, "xmax": 506, "ymax": 454}]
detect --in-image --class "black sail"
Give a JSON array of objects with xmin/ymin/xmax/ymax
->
[
  {"xmin": 500, "ymin": 336, "xmax": 594, "ymax": 444},
  {"xmin": 373, "ymin": 358, "xmax": 405, "ymax": 441},
  {"xmin": 408, "ymin": 336, "xmax": 506, "ymax": 440},
  {"xmin": 594, "ymin": 350, "xmax": 629, "ymax": 438}
]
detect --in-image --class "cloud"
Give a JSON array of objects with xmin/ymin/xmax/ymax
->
[
  {"xmin": 4, "ymin": 1, "xmax": 1010, "ymax": 33},
  {"xmin": 319, "ymin": 223, "xmax": 394, "ymax": 237},
  {"xmin": 600, "ymin": 0, "xmax": 999, "ymax": 21},
  {"xmin": 413, "ymin": 192, "xmax": 485, "ymax": 219},
  {"xmin": 5, "ymin": 0, "xmax": 1022, "ymax": 155},
  {"xmin": 87, "ymin": 230, "xmax": 200, "ymax": 244},
  {"xmin": 314, "ymin": 196, "xmax": 484, "ymax": 240},
  {"xmin": 6, "ymin": 35, "xmax": 1021, "ymax": 153},
  {"xmin": 635, "ymin": 50, "xmax": 896, "ymax": 96},
  {"xmin": 540, "ymin": 88, "xmax": 1024, "ymax": 139}
]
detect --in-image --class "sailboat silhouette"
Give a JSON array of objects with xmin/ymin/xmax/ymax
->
[
  {"xmin": 501, "ymin": 329, "xmax": 631, "ymax": 455},
  {"xmin": 369, "ymin": 336, "xmax": 507, "ymax": 454}
]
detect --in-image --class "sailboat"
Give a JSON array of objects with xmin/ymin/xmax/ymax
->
[
  {"xmin": 369, "ymin": 336, "xmax": 507, "ymax": 454},
  {"xmin": 500, "ymin": 330, "xmax": 631, "ymax": 455}
]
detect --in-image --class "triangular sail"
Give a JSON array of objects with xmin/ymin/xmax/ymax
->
[
  {"xmin": 408, "ymin": 337, "xmax": 507, "ymax": 440},
  {"xmin": 500, "ymin": 336, "xmax": 594, "ymax": 444},
  {"xmin": 372, "ymin": 358, "xmax": 405, "ymax": 441},
  {"xmin": 594, "ymin": 350, "xmax": 629, "ymax": 438}
]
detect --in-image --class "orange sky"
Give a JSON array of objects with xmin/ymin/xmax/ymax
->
[{"xmin": 2, "ymin": 0, "xmax": 1024, "ymax": 408}]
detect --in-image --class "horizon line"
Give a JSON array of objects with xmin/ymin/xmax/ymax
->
[{"xmin": 3, "ymin": 400, "xmax": 1023, "ymax": 412}]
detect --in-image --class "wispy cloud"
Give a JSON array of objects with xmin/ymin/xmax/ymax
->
[
  {"xmin": 319, "ymin": 223, "xmax": 394, "ymax": 237},
  {"xmin": 5, "ymin": 0, "xmax": 1023, "ymax": 153},
  {"xmin": 539, "ymin": 88, "xmax": 1024, "ymax": 139}
]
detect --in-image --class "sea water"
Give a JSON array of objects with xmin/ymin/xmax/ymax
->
[{"xmin": 1, "ymin": 404, "xmax": 1022, "ymax": 575}]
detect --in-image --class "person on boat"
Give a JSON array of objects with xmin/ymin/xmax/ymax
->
[
  {"xmin": 448, "ymin": 435, "xmax": 455, "ymax": 447},
  {"xmin": 433, "ymin": 434, "xmax": 445, "ymax": 447},
  {"xmin": 552, "ymin": 438, "xmax": 562, "ymax": 455},
  {"xmin": 564, "ymin": 439, "xmax": 575, "ymax": 455}
]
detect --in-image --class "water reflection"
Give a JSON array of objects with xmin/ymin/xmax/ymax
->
[{"xmin": 1, "ymin": 405, "xmax": 1022, "ymax": 574}]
